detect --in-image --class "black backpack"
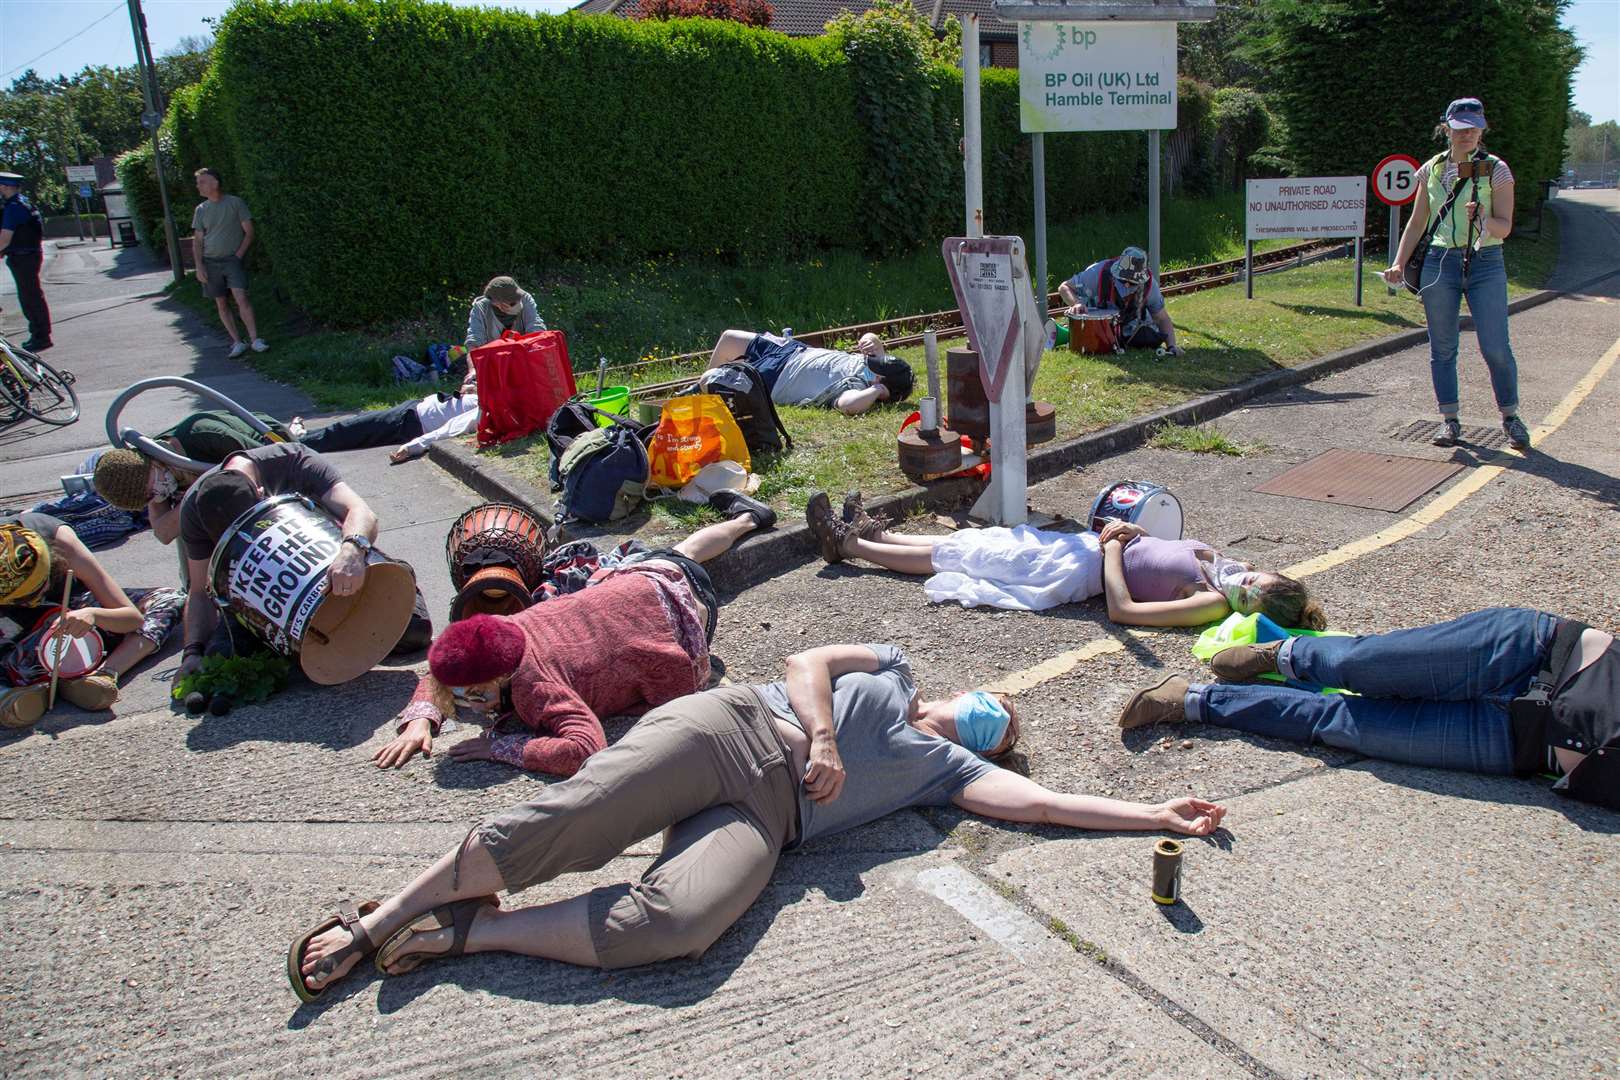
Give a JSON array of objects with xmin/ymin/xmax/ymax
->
[
  {"xmin": 544, "ymin": 397, "xmax": 642, "ymax": 488},
  {"xmin": 557, "ymin": 421, "xmax": 651, "ymax": 524},
  {"xmin": 685, "ymin": 362, "xmax": 793, "ymax": 457}
]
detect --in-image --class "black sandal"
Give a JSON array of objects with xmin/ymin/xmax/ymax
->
[
  {"xmin": 286, "ymin": 898, "xmax": 380, "ymax": 1003},
  {"xmin": 374, "ymin": 896, "xmax": 498, "ymax": 976},
  {"xmin": 708, "ymin": 489, "xmax": 776, "ymax": 531}
]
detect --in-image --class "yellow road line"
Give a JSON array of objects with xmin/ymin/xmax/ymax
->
[{"xmin": 988, "ymin": 333, "xmax": 1620, "ymax": 695}]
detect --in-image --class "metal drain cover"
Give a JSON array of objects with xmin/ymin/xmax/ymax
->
[
  {"xmin": 1388, "ymin": 419, "xmax": 1509, "ymax": 450},
  {"xmin": 1254, "ymin": 448, "xmax": 1465, "ymax": 512}
]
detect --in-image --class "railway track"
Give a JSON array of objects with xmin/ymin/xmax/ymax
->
[{"xmin": 614, "ymin": 239, "xmax": 1349, "ymax": 402}]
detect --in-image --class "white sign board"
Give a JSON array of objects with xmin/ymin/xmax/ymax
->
[
  {"xmin": 1245, "ymin": 177, "xmax": 1367, "ymax": 240},
  {"xmin": 102, "ymin": 192, "xmax": 129, "ymax": 218},
  {"xmin": 943, "ymin": 236, "xmax": 1034, "ymax": 403},
  {"xmin": 1018, "ymin": 22, "xmax": 1177, "ymax": 133},
  {"xmin": 64, "ymin": 164, "xmax": 97, "ymax": 183}
]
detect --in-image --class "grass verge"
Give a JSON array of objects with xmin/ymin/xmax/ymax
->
[{"xmin": 1147, "ymin": 421, "xmax": 1266, "ymax": 456}]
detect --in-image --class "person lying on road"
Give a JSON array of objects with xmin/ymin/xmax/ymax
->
[
  {"xmin": 289, "ymin": 643, "xmax": 1226, "ymax": 1001},
  {"xmin": 807, "ymin": 492, "xmax": 1325, "ymax": 629}
]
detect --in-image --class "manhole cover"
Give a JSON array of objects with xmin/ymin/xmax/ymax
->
[
  {"xmin": 1389, "ymin": 419, "xmax": 1508, "ymax": 450},
  {"xmin": 1254, "ymin": 448, "xmax": 1465, "ymax": 512}
]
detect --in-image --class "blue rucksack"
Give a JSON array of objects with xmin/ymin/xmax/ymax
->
[{"xmin": 556, "ymin": 422, "xmax": 650, "ymax": 524}]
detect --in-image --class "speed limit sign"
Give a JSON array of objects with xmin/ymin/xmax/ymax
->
[{"xmin": 1374, "ymin": 154, "xmax": 1421, "ymax": 206}]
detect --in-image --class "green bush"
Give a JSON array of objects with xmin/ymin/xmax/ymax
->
[
  {"xmin": 114, "ymin": 143, "xmax": 166, "ymax": 254},
  {"xmin": 1212, "ymin": 86, "xmax": 1271, "ymax": 189},
  {"xmin": 1255, "ymin": 0, "xmax": 1579, "ymax": 213}
]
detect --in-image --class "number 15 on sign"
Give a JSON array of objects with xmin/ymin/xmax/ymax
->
[{"xmin": 1374, "ymin": 154, "xmax": 1420, "ymax": 293}]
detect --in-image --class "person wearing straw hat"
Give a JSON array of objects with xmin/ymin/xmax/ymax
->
[
  {"xmin": 465, "ymin": 276, "xmax": 545, "ymax": 352},
  {"xmin": 288, "ymin": 643, "xmax": 1225, "ymax": 1002},
  {"xmin": 0, "ymin": 513, "xmax": 183, "ymax": 729}
]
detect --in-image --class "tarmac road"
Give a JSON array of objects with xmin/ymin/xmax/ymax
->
[{"xmin": 1, "ymin": 192, "xmax": 1616, "ymax": 1078}]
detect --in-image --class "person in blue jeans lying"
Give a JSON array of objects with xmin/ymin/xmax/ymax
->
[{"xmin": 1116, "ymin": 608, "xmax": 1619, "ymax": 810}]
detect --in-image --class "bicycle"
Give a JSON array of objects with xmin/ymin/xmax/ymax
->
[{"xmin": 0, "ymin": 331, "xmax": 79, "ymax": 427}]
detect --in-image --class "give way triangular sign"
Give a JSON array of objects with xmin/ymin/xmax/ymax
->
[{"xmin": 942, "ymin": 237, "xmax": 1024, "ymax": 403}]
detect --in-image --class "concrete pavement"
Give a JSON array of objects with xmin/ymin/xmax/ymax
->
[{"xmin": 1, "ymin": 194, "xmax": 1617, "ymax": 1078}]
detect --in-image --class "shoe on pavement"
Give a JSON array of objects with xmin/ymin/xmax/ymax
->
[
  {"xmin": 709, "ymin": 489, "xmax": 776, "ymax": 531},
  {"xmin": 288, "ymin": 418, "xmax": 308, "ymax": 440},
  {"xmin": 1502, "ymin": 414, "xmax": 1531, "ymax": 451},
  {"xmin": 58, "ymin": 672, "xmax": 118, "ymax": 711},
  {"xmin": 1431, "ymin": 418, "xmax": 1463, "ymax": 447},
  {"xmin": 1117, "ymin": 675, "xmax": 1191, "ymax": 730},
  {"xmin": 21, "ymin": 337, "xmax": 52, "ymax": 352},
  {"xmin": 227, "ymin": 341, "xmax": 248, "ymax": 359},
  {"xmin": 251, "ymin": 338, "xmax": 270, "ymax": 353},
  {"xmin": 805, "ymin": 492, "xmax": 851, "ymax": 564},
  {"xmin": 841, "ymin": 491, "xmax": 890, "ymax": 540},
  {"xmin": 0, "ymin": 684, "xmax": 49, "ymax": 729},
  {"xmin": 1208, "ymin": 640, "xmax": 1284, "ymax": 682}
]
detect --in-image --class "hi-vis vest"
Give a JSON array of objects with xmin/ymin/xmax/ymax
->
[{"xmin": 1424, "ymin": 152, "xmax": 1503, "ymax": 249}]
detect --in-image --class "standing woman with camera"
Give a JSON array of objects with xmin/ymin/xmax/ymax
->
[{"xmin": 1382, "ymin": 97, "xmax": 1529, "ymax": 451}]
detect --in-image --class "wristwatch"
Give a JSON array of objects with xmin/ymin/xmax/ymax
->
[{"xmin": 341, "ymin": 534, "xmax": 373, "ymax": 554}]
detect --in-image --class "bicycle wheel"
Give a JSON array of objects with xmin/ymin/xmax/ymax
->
[{"xmin": 0, "ymin": 339, "xmax": 79, "ymax": 426}]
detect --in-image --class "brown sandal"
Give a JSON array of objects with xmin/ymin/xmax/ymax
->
[
  {"xmin": 374, "ymin": 896, "xmax": 498, "ymax": 976},
  {"xmin": 286, "ymin": 898, "xmax": 380, "ymax": 1003}
]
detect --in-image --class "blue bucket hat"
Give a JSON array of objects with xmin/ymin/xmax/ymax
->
[
  {"xmin": 1443, "ymin": 98, "xmax": 1487, "ymax": 130},
  {"xmin": 1112, "ymin": 246, "xmax": 1150, "ymax": 286}
]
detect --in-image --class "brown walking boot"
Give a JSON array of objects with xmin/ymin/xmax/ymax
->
[
  {"xmin": 1117, "ymin": 675, "xmax": 1191, "ymax": 730},
  {"xmin": 841, "ymin": 491, "xmax": 890, "ymax": 540},
  {"xmin": 805, "ymin": 492, "xmax": 852, "ymax": 564},
  {"xmin": 1208, "ymin": 640, "xmax": 1284, "ymax": 682}
]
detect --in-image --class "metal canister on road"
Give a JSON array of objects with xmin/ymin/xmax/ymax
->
[{"xmin": 1151, "ymin": 838, "xmax": 1184, "ymax": 905}]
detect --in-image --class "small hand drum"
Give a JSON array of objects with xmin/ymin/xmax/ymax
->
[
  {"xmin": 444, "ymin": 502, "xmax": 547, "ymax": 621},
  {"xmin": 35, "ymin": 609, "xmax": 106, "ymax": 680},
  {"xmin": 1088, "ymin": 480, "xmax": 1184, "ymax": 539}
]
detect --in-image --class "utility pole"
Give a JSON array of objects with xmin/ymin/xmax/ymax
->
[{"xmin": 127, "ymin": 0, "xmax": 182, "ymax": 282}]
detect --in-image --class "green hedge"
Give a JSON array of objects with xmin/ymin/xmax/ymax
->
[
  {"xmin": 114, "ymin": 143, "xmax": 169, "ymax": 254},
  {"xmin": 170, "ymin": 0, "xmax": 1196, "ymax": 326},
  {"xmin": 1256, "ymin": 0, "xmax": 1579, "ymax": 214}
]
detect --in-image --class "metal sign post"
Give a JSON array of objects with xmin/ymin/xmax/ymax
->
[
  {"xmin": 963, "ymin": 16, "xmax": 985, "ymax": 238},
  {"xmin": 943, "ymin": 236, "xmax": 1045, "ymax": 526},
  {"xmin": 1372, "ymin": 153, "xmax": 1420, "ymax": 297}
]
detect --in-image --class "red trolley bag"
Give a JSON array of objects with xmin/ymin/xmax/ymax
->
[{"xmin": 471, "ymin": 329, "xmax": 578, "ymax": 447}]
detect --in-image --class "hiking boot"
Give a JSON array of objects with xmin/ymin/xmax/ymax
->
[
  {"xmin": 227, "ymin": 341, "xmax": 248, "ymax": 359},
  {"xmin": 709, "ymin": 489, "xmax": 776, "ymax": 531},
  {"xmin": 21, "ymin": 337, "xmax": 52, "ymax": 352},
  {"xmin": 1117, "ymin": 675, "xmax": 1191, "ymax": 730},
  {"xmin": 1208, "ymin": 640, "xmax": 1284, "ymax": 682},
  {"xmin": 58, "ymin": 672, "xmax": 118, "ymax": 711},
  {"xmin": 1431, "ymin": 418, "xmax": 1463, "ymax": 447},
  {"xmin": 805, "ymin": 492, "xmax": 851, "ymax": 564},
  {"xmin": 251, "ymin": 338, "xmax": 270, "ymax": 353},
  {"xmin": 0, "ymin": 684, "xmax": 49, "ymax": 729},
  {"xmin": 840, "ymin": 491, "xmax": 889, "ymax": 540},
  {"xmin": 1502, "ymin": 414, "xmax": 1531, "ymax": 451}
]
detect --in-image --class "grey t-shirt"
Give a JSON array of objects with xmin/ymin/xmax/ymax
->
[
  {"xmin": 753, "ymin": 644, "xmax": 997, "ymax": 848},
  {"xmin": 178, "ymin": 443, "xmax": 342, "ymax": 561},
  {"xmin": 768, "ymin": 347, "xmax": 874, "ymax": 407},
  {"xmin": 191, "ymin": 194, "xmax": 252, "ymax": 260}
]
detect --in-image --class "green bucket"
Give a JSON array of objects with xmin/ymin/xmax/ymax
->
[{"xmin": 587, "ymin": 386, "xmax": 630, "ymax": 426}]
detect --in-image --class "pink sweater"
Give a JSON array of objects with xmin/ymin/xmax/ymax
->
[{"xmin": 404, "ymin": 569, "xmax": 708, "ymax": 775}]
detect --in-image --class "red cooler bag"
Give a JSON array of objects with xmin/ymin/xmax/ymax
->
[{"xmin": 471, "ymin": 329, "xmax": 578, "ymax": 447}]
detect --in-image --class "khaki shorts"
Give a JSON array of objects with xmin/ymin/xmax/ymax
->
[
  {"xmin": 473, "ymin": 685, "xmax": 798, "ymax": 968},
  {"xmin": 201, "ymin": 256, "xmax": 248, "ymax": 298}
]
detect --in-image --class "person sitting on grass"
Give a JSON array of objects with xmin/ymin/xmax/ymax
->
[
  {"xmin": 465, "ymin": 276, "xmax": 545, "ymax": 352},
  {"xmin": 372, "ymin": 494, "xmax": 779, "ymax": 774},
  {"xmin": 708, "ymin": 329, "xmax": 914, "ymax": 415},
  {"xmin": 1, "ymin": 514, "xmax": 184, "ymax": 730},
  {"xmin": 1116, "ymin": 607, "xmax": 1617, "ymax": 810},
  {"xmin": 288, "ymin": 642, "xmax": 1226, "ymax": 1001},
  {"xmin": 1059, "ymin": 246, "xmax": 1184, "ymax": 355},
  {"xmin": 806, "ymin": 492, "xmax": 1325, "ymax": 628}
]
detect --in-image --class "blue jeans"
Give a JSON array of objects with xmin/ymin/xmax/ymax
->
[
  {"xmin": 1188, "ymin": 608, "xmax": 1558, "ymax": 774},
  {"xmin": 1419, "ymin": 244, "xmax": 1519, "ymax": 417}
]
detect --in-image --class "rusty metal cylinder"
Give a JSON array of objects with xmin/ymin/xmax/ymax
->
[{"xmin": 946, "ymin": 346, "xmax": 990, "ymax": 441}]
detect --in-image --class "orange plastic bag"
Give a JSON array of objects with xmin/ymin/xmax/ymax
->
[{"xmin": 648, "ymin": 394, "xmax": 751, "ymax": 490}]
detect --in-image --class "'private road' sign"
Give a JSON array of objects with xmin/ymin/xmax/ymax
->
[
  {"xmin": 1018, "ymin": 22, "xmax": 1177, "ymax": 133},
  {"xmin": 1245, "ymin": 177, "xmax": 1367, "ymax": 240}
]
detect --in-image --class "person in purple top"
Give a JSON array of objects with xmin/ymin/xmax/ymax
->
[{"xmin": 805, "ymin": 491, "xmax": 1324, "ymax": 629}]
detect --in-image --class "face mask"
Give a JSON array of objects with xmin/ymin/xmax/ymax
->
[{"xmin": 954, "ymin": 690, "xmax": 1010, "ymax": 754}]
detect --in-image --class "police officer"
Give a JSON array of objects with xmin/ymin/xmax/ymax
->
[{"xmin": 0, "ymin": 172, "xmax": 51, "ymax": 352}]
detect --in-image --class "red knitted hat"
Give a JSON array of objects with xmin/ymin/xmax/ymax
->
[{"xmin": 428, "ymin": 614, "xmax": 524, "ymax": 686}]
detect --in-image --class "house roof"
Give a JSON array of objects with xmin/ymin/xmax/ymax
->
[{"xmin": 568, "ymin": 0, "xmax": 1018, "ymax": 39}]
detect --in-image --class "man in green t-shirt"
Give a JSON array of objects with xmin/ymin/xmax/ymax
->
[{"xmin": 191, "ymin": 168, "xmax": 267, "ymax": 360}]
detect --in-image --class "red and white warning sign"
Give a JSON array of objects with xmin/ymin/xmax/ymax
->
[
  {"xmin": 1373, "ymin": 153, "xmax": 1421, "ymax": 207},
  {"xmin": 942, "ymin": 236, "xmax": 1026, "ymax": 404}
]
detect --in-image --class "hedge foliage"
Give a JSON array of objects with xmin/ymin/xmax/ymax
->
[
  {"xmin": 1255, "ymin": 0, "xmax": 1579, "ymax": 213},
  {"xmin": 114, "ymin": 142, "xmax": 172, "ymax": 254},
  {"xmin": 145, "ymin": 0, "xmax": 1171, "ymax": 325}
]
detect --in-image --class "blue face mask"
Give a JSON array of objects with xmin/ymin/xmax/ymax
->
[{"xmin": 955, "ymin": 691, "xmax": 1010, "ymax": 754}]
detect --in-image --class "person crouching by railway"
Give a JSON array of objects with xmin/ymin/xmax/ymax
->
[
  {"xmin": 371, "ymin": 503, "xmax": 778, "ymax": 774},
  {"xmin": 1059, "ymin": 246, "xmax": 1183, "ymax": 355},
  {"xmin": 707, "ymin": 329, "xmax": 914, "ymax": 415},
  {"xmin": 173, "ymin": 442, "xmax": 432, "ymax": 681},
  {"xmin": 289, "ymin": 643, "xmax": 1226, "ymax": 1001}
]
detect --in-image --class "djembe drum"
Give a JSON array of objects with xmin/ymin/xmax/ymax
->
[{"xmin": 444, "ymin": 502, "xmax": 547, "ymax": 621}]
